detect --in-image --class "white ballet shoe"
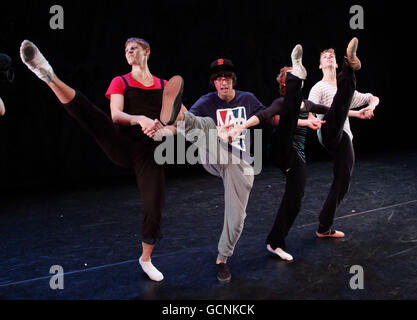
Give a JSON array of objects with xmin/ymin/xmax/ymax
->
[
  {"xmin": 20, "ymin": 40, "xmax": 54, "ymax": 83},
  {"xmin": 267, "ymin": 245, "xmax": 294, "ymax": 261},
  {"xmin": 139, "ymin": 257, "xmax": 164, "ymax": 282},
  {"xmin": 290, "ymin": 44, "xmax": 307, "ymax": 80}
]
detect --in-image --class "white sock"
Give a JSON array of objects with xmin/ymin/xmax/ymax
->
[
  {"xmin": 139, "ymin": 257, "xmax": 164, "ymax": 282},
  {"xmin": 267, "ymin": 245, "xmax": 294, "ymax": 261},
  {"xmin": 20, "ymin": 40, "xmax": 54, "ymax": 83}
]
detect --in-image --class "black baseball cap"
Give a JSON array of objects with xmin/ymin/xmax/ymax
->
[{"xmin": 210, "ymin": 58, "xmax": 236, "ymax": 76}]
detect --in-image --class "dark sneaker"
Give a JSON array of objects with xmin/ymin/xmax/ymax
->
[
  {"xmin": 217, "ymin": 263, "xmax": 231, "ymax": 284},
  {"xmin": 160, "ymin": 75, "xmax": 184, "ymax": 126},
  {"xmin": 316, "ymin": 229, "xmax": 345, "ymax": 238}
]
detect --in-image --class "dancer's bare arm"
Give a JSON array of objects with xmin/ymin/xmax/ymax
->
[
  {"xmin": 110, "ymin": 94, "xmax": 156, "ymax": 130},
  {"xmin": 229, "ymin": 112, "xmax": 325, "ymax": 142},
  {"xmin": 349, "ymin": 95, "xmax": 380, "ymax": 119},
  {"xmin": 362, "ymin": 95, "xmax": 380, "ymax": 117}
]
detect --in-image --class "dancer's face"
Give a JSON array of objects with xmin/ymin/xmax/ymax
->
[
  {"xmin": 214, "ymin": 76, "xmax": 234, "ymax": 100},
  {"xmin": 320, "ymin": 51, "xmax": 338, "ymax": 70},
  {"xmin": 125, "ymin": 42, "xmax": 150, "ymax": 65}
]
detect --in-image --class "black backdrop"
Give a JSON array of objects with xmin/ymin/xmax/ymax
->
[{"xmin": 0, "ymin": 0, "xmax": 414, "ymax": 190}]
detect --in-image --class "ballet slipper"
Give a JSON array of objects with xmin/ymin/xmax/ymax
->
[{"xmin": 20, "ymin": 40, "xmax": 54, "ymax": 83}]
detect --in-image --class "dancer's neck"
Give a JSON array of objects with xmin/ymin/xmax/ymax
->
[
  {"xmin": 321, "ymin": 67, "xmax": 337, "ymax": 86},
  {"xmin": 218, "ymin": 90, "xmax": 236, "ymax": 103},
  {"xmin": 131, "ymin": 64, "xmax": 154, "ymax": 87}
]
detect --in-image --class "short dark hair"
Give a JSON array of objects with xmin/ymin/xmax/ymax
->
[
  {"xmin": 125, "ymin": 37, "xmax": 150, "ymax": 50},
  {"xmin": 210, "ymin": 71, "xmax": 237, "ymax": 88}
]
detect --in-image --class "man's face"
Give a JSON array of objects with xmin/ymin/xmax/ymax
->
[
  {"xmin": 125, "ymin": 42, "xmax": 149, "ymax": 65},
  {"xmin": 320, "ymin": 51, "xmax": 338, "ymax": 70},
  {"xmin": 214, "ymin": 76, "xmax": 234, "ymax": 97}
]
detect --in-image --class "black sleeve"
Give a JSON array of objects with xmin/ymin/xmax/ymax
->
[
  {"xmin": 302, "ymin": 99, "xmax": 329, "ymax": 114},
  {"xmin": 254, "ymin": 98, "xmax": 284, "ymax": 124}
]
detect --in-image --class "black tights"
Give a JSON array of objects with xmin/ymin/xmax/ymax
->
[
  {"xmin": 318, "ymin": 61, "xmax": 357, "ymax": 232},
  {"xmin": 62, "ymin": 91, "xmax": 165, "ymax": 245},
  {"xmin": 267, "ymin": 73, "xmax": 305, "ymax": 250},
  {"xmin": 267, "ymin": 153, "xmax": 306, "ymax": 250}
]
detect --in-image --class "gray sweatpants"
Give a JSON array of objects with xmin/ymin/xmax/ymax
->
[{"xmin": 182, "ymin": 112, "xmax": 255, "ymax": 262}]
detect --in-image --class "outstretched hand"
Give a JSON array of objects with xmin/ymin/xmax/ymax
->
[
  {"xmin": 153, "ymin": 126, "xmax": 176, "ymax": 141},
  {"xmin": 141, "ymin": 119, "xmax": 164, "ymax": 139},
  {"xmin": 357, "ymin": 107, "xmax": 375, "ymax": 119},
  {"xmin": 227, "ymin": 125, "xmax": 246, "ymax": 142},
  {"xmin": 303, "ymin": 117, "xmax": 326, "ymax": 131},
  {"xmin": 217, "ymin": 124, "xmax": 235, "ymax": 142}
]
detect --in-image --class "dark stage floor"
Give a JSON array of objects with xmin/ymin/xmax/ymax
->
[{"xmin": 1, "ymin": 150, "xmax": 417, "ymax": 300}]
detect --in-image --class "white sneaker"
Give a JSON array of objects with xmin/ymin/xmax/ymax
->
[
  {"xmin": 267, "ymin": 245, "xmax": 294, "ymax": 261},
  {"xmin": 290, "ymin": 44, "xmax": 307, "ymax": 80},
  {"xmin": 0, "ymin": 97, "xmax": 5, "ymax": 117},
  {"xmin": 139, "ymin": 257, "xmax": 164, "ymax": 282},
  {"xmin": 20, "ymin": 40, "xmax": 54, "ymax": 83}
]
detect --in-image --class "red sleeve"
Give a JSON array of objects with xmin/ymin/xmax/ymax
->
[{"xmin": 105, "ymin": 77, "xmax": 126, "ymax": 100}]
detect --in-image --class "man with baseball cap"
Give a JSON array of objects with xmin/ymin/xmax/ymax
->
[{"xmin": 160, "ymin": 58, "xmax": 266, "ymax": 283}]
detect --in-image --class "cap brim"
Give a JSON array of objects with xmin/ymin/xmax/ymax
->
[{"xmin": 211, "ymin": 65, "xmax": 236, "ymax": 75}]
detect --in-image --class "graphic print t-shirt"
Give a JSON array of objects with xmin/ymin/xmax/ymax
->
[
  {"xmin": 189, "ymin": 90, "xmax": 265, "ymax": 156},
  {"xmin": 216, "ymin": 106, "xmax": 248, "ymax": 151}
]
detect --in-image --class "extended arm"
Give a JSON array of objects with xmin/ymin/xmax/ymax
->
[
  {"xmin": 304, "ymin": 96, "xmax": 380, "ymax": 120},
  {"xmin": 349, "ymin": 95, "xmax": 380, "ymax": 119},
  {"xmin": 228, "ymin": 112, "xmax": 325, "ymax": 141},
  {"xmin": 298, "ymin": 113, "xmax": 326, "ymax": 130},
  {"xmin": 223, "ymin": 115, "xmax": 261, "ymax": 142},
  {"xmin": 110, "ymin": 94, "xmax": 156, "ymax": 127},
  {"xmin": 110, "ymin": 93, "xmax": 167, "ymax": 140}
]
